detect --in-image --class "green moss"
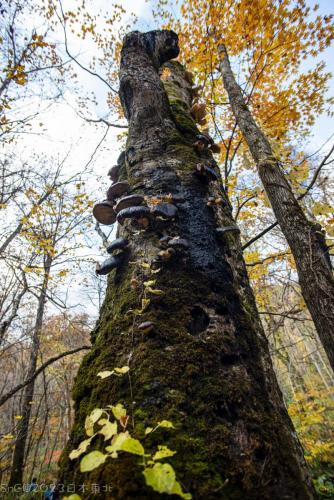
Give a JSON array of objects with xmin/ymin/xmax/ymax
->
[{"xmin": 170, "ymin": 100, "xmax": 198, "ymax": 135}]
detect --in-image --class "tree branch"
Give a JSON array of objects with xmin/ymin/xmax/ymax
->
[
  {"xmin": 0, "ymin": 346, "xmax": 90, "ymax": 407},
  {"xmin": 297, "ymin": 143, "xmax": 334, "ymax": 201},
  {"xmin": 57, "ymin": 0, "xmax": 118, "ymax": 94},
  {"xmin": 242, "ymin": 221, "xmax": 278, "ymax": 250}
]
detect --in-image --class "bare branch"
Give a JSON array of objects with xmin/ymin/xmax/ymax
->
[
  {"xmin": 0, "ymin": 346, "xmax": 90, "ymax": 407},
  {"xmin": 57, "ymin": 0, "xmax": 118, "ymax": 94},
  {"xmin": 242, "ymin": 221, "xmax": 278, "ymax": 250}
]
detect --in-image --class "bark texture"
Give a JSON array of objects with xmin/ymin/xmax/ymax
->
[
  {"xmin": 219, "ymin": 43, "xmax": 334, "ymax": 371},
  {"xmin": 58, "ymin": 31, "xmax": 314, "ymax": 499}
]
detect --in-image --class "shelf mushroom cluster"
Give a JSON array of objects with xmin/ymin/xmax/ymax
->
[
  {"xmin": 96, "ymin": 237, "xmax": 129, "ymax": 275},
  {"xmin": 150, "ymin": 234, "xmax": 190, "ymax": 268},
  {"xmin": 92, "ymin": 164, "xmax": 131, "ymax": 226},
  {"xmin": 194, "ymin": 162, "xmax": 220, "ymax": 182},
  {"xmin": 93, "ymin": 160, "xmax": 182, "ymax": 275},
  {"xmin": 193, "ymin": 133, "xmax": 221, "ymax": 155}
]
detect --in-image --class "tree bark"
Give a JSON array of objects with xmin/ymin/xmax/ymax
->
[
  {"xmin": 8, "ymin": 258, "xmax": 51, "ymax": 487},
  {"xmin": 58, "ymin": 30, "xmax": 314, "ymax": 499},
  {"xmin": 219, "ymin": 43, "xmax": 334, "ymax": 371}
]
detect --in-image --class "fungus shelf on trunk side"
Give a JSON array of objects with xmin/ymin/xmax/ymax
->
[
  {"xmin": 93, "ymin": 200, "xmax": 117, "ymax": 226},
  {"xmin": 151, "ymin": 202, "xmax": 178, "ymax": 220},
  {"xmin": 106, "ymin": 181, "xmax": 131, "ymax": 203},
  {"xmin": 116, "ymin": 206, "xmax": 151, "ymax": 227},
  {"xmin": 108, "ymin": 164, "xmax": 120, "ymax": 183},
  {"xmin": 95, "ymin": 253, "xmax": 125, "ymax": 276},
  {"xmin": 106, "ymin": 238, "xmax": 129, "ymax": 254},
  {"xmin": 194, "ymin": 163, "xmax": 220, "ymax": 182},
  {"xmin": 193, "ymin": 133, "xmax": 214, "ymax": 153},
  {"xmin": 168, "ymin": 237, "xmax": 189, "ymax": 252},
  {"xmin": 190, "ymin": 102, "xmax": 206, "ymax": 123},
  {"xmin": 207, "ymin": 197, "xmax": 224, "ymax": 207},
  {"xmin": 138, "ymin": 321, "xmax": 155, "ymax": 334},
  {"xmin": 114, "ymin": 194, "xmax": 145, "ymax": 213},
  {"xmin": 216, "ymin": 226, "xmax": 241, "ymax": 236}
]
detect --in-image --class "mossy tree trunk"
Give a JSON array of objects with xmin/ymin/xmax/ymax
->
[
  {"xmin": 59, "ymin": 30, "xmax": 314, "ymax": 499},
  {"xmin": 219, "ymin": 43, "xmax": 334, "ymax": 372}
]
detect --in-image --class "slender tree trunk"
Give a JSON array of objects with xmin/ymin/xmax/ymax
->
[
  {"xmin": 219, "ymin": 43, "xmax": 334, "ymax": 371},
  {"xmin": 59, "ymin": 30, "xmax": 314, "ymax": 499},
  {"xmin": 0, "ymin": 277, "xmax": 28, "ymax": 346},
  {"xmin": 8, "ymin": 258, "xmax": 51, "ymax": 487}
]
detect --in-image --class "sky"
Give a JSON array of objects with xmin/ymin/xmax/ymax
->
[
  {"xmin": 3, "ymin": 0, "xmax": 334, "ymax": 319},
  {"xmin": 16, "ymin": 0, "xmax": 334, "ymax": 170},
  {"xmin": 301, "ymin": 0, "xmax": 334, "ymax": 149}
]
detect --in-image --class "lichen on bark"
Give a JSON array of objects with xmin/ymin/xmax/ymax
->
[{"xmin": 58, "ymin": 30, "xmax": 315, "ymax": 499}]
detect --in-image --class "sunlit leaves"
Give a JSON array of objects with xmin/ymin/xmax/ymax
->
[
  {"xmin": 158, "ymin": 420, "xmax": 175, "ymax": 429},
  {"xmin": 105, "ymin": 431, "xmax": 130, "ymax": 454},
  {"xmin": 143, "ymin": 463, "xmax": 191, "ymax": 499},
  {"xmin": 85, "ymin": 408, "xmax": 104, "ymax": 436},
  {"xmin": 153, "ymin": 445, "xmax": 176, "ymax": 461},
  {"xmin": 288, "ymin": 389, "xmax": 334, "ymax": 467},
  {"xmin": 69, "ymin": 438, "xmax": 92, "ymax": 459},
  {"xmin": 118, "ymin": 437, "xmax": 145, "ymax": 456},
  {"xmin": 80, "ymin": 450, "xmax": 107, "ymax": 472},
  {"xmin": 109, "ymin": 403, "xmax": 126, "ymax": 421},
  {"xmin": 70, "ymin": 403, "xmax": 189, "ymax": 499},
  {"xmin": 98, "ymin": 419, "xmax": 117, "ymax": 441}
]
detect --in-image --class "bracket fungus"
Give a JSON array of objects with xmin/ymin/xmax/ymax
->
[
  {"xmin": 216, "ymin": 226, "xmax": 241, "ymax": 236},
  {"xmin": 204, "ymin": 166, "xmax": 220, "ymax": 181},
  {"xmin": 96, "ymin": 253, "xmax": 124, "ymax": 275},
  {"xmin": 207, "ymin": 197, "xmax": 223, "ymax": 207},
  {"xmin": 152, "ymin": 203, "xmax": 178, "ymax": 220},
  {"xmin": 116, "ymin": 206, "xmax": 151, "ymax": 227},
  {"xmin": 130, "ymin": 277, "xmax": 140, "ymax": 289},
  {"xmin": 114, "ymin": 194, "xmax": 145, "ymax": 214},
  {"xmin": 108, "ymin": 164, "xmax": 120, "ymax": 183},
  {"xmin": 211, "ymin": 143, "xmax": 221, "ymax": 154},
  {"xmin": 138, "ymin": 321, "xmax": 155, "ymax": 334},
  {"xmin": 184, "ymin": 70, "xmax": 194, "ymax": 85},
  {"xmin": 107, "ymin": 181, "xmax": 130, "ymax": 202},
  {"xmin": 193, "ymin": 133, "xmax": 214, "ymax": 153},
  {"xmin": 168, "ymin": 237, "xmax": 189, "ymax": 251},
  {"xmin": 159, "ymin": 235, "xmax": 172, "ymax": 248},
  {"xmin": 191, "ymin": 85, "xmax": 202, "ymax": 98},
  {"xmin": 93, "ymin": 200, "xmax": 117, "ymax": 225},
  {"xmin": 191, "ymin": 102, "xmax": 206, "ymax": 123},
  {"xmin": 106, "ymin": 237, "xmax": 129, "ymax": 254},
  {"xmin": 157, "ymin": 247, "xmax": 176, "ymax": 262},
  {"xmin": 194, "ymin": 164, "xmax": 220, "ymax": 182}
]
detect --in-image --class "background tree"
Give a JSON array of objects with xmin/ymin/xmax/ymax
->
[
  {"xmin": 218, "ymin": 42, "xmax": 334, "ymax": 369},
  {"xmin": 0, "ymin": 314, "xmax": 90, "ymax": 484}
]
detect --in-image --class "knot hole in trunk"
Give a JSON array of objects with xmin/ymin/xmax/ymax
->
[{"xmin": 188, "ymin": 305, "xmax": 210, "ymax": 335}]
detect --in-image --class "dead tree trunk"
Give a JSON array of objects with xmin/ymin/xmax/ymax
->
[
  {"xmin": 58, "ymin": 30, "xmax": 314, "ymax": 499},
  {"xmin": 219, "ymin": 43, "xmax": 334, "ymax": 371},
  {"xmin": 8, "ymin": 258, "xmax": 51, "ymax": 487}
]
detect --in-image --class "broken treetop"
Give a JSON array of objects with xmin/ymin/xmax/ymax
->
[{"xmin": 121, "ymin": 30, "xmax": 179, "ymax": 69}]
